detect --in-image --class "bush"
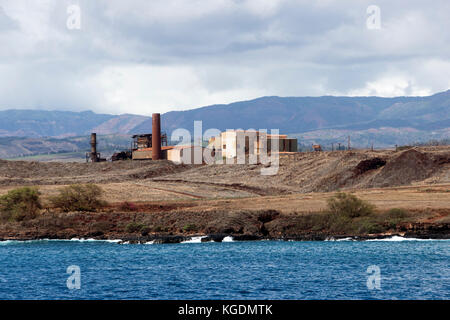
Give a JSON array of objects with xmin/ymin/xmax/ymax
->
[
  {"xmin": 91, "ymin": 221, "xmax": 115, "ymax": 233},
  {"xmin": 153, "ymin": 225, "xmax": 166, "ymax": 232},
  {"xmin": 141, "ymin": 226, "xmax": 151, "ymax": 236},
  {"xmin": 0, "ymin": 187, "xmax": 41, "ymax": 222},
  {"xmin": 125, "ymin": 222, "xmax": 145, "ymax": 233},
  {"xmin": 50, "ymin": 184, "xmax": 105, "ymax": 212},
  {"xmin": 382, "ymin": 208, "xmax": 409, "ymax": 230},
  {"xmin": 356, "ymin": 219, "xmax": 384, "ymax": 234},
  {"xmin": 327, "ymin": 192, "xmax": 374, "ymax": 218},
  {"xmin": 183, "ymin": 224, "xmax": 197, "ymax": 232},
  {"xmin": 386, "ymin": 208, "xmax": 408, "ymax": 219}
]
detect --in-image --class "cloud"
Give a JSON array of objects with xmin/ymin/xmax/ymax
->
[{"xmin": 0, "ymin": 0, "xmax": 448, "ymax": 115}]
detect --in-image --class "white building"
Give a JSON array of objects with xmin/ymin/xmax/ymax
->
[{"xmin": 209, "ymin": 130, "xmax": 298, "ymax": 159}]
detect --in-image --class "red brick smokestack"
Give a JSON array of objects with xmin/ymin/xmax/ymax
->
[{"xmin": 152, "ymin": 113, "xmax": 161, "ymax": 160}]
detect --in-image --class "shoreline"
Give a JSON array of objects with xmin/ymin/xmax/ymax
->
[
  {"xmin": 1, "ymin": 207, "xmax": 448, "ymax": 244},
  {"xmin": 1, "ymin": 229, "xmax": 449, "ymax": 244}
]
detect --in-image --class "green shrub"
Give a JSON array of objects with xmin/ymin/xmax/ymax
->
[
  {"xmin": 153, "ymin": 225, "xmax": 165, "ymax": 232},
  {"xmin": 141, "ymin": 226, "xmax": 151, "ymax": 236},
  {"xmin": 381, "ymin": 208, "xmax": 409, "ymax": 229},
  {"xmin": 0, "ymin": 187, "xmax": 41, "ymax": 222},
  {"xmin": 50, "ymin": 184, "xmax": 105, "ymax": 212},
  {"xmin": 386, "ymin": 208, "xmax": 408, "ymax": 219},
  {"xmin": 125, "ymin": 222, "xmax": 145, "ymax": 233},
  {"xmin": 356, "ymin": 219, "xmax": 384, "ymax": 234},
  {"xmin": 91, "ymin": 221, "xmax": 115, "ymax": 233},
  {"xmin": 327, "ymin": 192, "xmax": 374, "ymax": 218},
  {"xmin": 183, "ymin": 224, "xmax": 197, "ymax": 232},
  {"xmin": 328, "ymin": 214, "xmax": 353, "ymax": 233}
]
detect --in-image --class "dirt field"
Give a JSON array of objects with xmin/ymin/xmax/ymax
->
[{"xmin": 0, "ymin": 146, "xmax": 449, "ymax": 217}]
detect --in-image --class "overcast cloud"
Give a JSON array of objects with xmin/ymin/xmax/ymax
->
[{"xmin": 0, "ymin": 0, "xmax": 449, "ymax": 115}]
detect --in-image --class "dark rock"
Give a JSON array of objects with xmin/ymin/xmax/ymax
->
[
  {"xmin": 232, "ymin": 234, "xmax": 262, "ymax": 241},
  {"xmin": 354, "ymin": 157, "xmax": 386, "ymax": 175},
  {"xmin": 202, "ymin": 234, "xmax": 227, "ymax": 242},
  {"xmin": 257, "ymin": 210, "xmax": 280, "ymax": 223},
  {"xmin": 88, "ymin": 231, "xmax": 103, "ymax": 237},
  {"xmin": 153, "ymin": 235, "xmax": 186, "ymax": 244},
  {"xmin": 283, "ymin": 233, "xmax": 328, "ymax": 241}
]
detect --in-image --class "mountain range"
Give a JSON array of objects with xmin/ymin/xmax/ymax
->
[{"xmin": 0, "ymin": 90, "xmax": 449, "ymax": 158}]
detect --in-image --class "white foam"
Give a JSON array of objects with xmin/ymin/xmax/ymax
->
[
  {"xmin": 325, "ymin": 237, "xmax": 353, "ymax": 241},
  {"xmin": 0, "ymin": 240, "xmax": 16, "ymax": 245},
  {"xmin": 366, "ymin": 236, "xmax": 449, "ymax": 242},
  {"xmin": 336, "ymin": 237, "xmax": 354, "ymax": 241},
  {"xmin": 0, "ymin": 238, "xmax": 122, "ymax": 245},
  {"xmin": 104, "ymin": 239, "xmax": 122, "ymax": 243},
  {"xmin": 324, "ymin": 236, "xmax": 450, "ymax": 242},
  {"xmin": 67, "ymin": 238, "xmax": 122, "ymax": 243},
  {"xmin": 70, "ymin": 238, "xmax": 97, "ymax": 242},
  {"xmin": 222, "ymin": 236, "xmax": 234, "ymax": 242},
  {"xmin": 181, "ymin": 236, "xmax": 206, "ymax": 244}
]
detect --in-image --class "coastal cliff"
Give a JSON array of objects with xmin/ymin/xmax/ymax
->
[{"xmin": 0, "ymin": 208, "xmax": 448, "ymax": 243}]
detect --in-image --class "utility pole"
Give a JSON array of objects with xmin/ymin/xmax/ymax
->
[
  {"xmin": 331, "ymin": 143, "xmax": 334, "ymax": 151},
  {"xmin": 348, "ymin": 136, "xmax": 351, "ymax": 151}
]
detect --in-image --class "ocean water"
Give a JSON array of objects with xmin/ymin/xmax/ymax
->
[{"xmin": 0, "ymin": 238, "xmax": 448, "ymax": 300}]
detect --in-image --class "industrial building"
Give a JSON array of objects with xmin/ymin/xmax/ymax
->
[
  {"xmin": 167, "ymin": 146, "xmax": 206, "ymax": 164},
  {"xmin": 131, "ymin": 133, "xmax": 172, "ymax": 160},
  {"xmin": 130, "ymin": 113, "xmax": 173, "ymax": 160},
  {"xmin": 209, "ymin": 130, "xmax": 298, "ymax": 159},
  {"xmin": 89, "ymin": 114, "xmax": 298, "ymax": 164}
]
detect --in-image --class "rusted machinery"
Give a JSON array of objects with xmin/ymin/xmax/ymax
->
[
  {"xmin": 132, "ymin": 133, "xmax": 167, "ymax": 150},
  {"xmin": 107, "ymin": 112, "xmax": 171, "ymax": 161},
  {"xmin": 111, "ymin": 151, "xmax": 132, "ymax": 161},
  {"xmin": 131, "ymin": 113, "xmax": 170, "ymax": 160},
  {"xmin": 312, "ymin": 144, "xmax": 322, "ymax": 152}
]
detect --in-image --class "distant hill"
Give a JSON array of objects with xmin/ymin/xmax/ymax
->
[
  {"xmin": 0, "ymin": 90, "xmax": 448, "ymax": 155},
  {"xmin": 0, "ymin": 135, "xmax": 132, "ymax": 160},
  {"xmin": 0, "ymin": 110, "xmax": 114, "ymax": 137}
]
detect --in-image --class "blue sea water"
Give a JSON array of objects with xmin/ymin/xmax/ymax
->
[{"xmin": 0, "ymin": 238, "xmax": 448, "ymax": 300}]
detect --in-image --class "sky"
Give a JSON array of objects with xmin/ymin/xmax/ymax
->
[{"xmin": 0, "ymin": 0, "xmax": 449, "ymax": 115}]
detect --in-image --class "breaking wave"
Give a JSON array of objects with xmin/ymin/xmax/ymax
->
[
  {"xmin": 366, "ymin": 236, "xmax": 449, "ymax": 242},
  {"xmin": 325, "ymin": 237, "xmax": 354, "ymax": 241},
  {"xmin": 0, "ymin": 238, "xmax": 122, "ymax": 245},
  {"xmin": 181, "ymin": 236, "xmax": 207, "ymax": 243},
  {"xmin": 326, "ymin": 236, "xmax": 449, "ymax": 242},
  {"xmin": 1, "ymin": 236, "xmax": 446, "ymax": 245}
]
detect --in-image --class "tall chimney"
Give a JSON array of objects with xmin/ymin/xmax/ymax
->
[
  {"xmin": 152, "ymin": 113, "xmax": 161, "ymax": 160},
  {"xmin": 90, "ymin": 133, "xmax": 98, "ymax": 162}
]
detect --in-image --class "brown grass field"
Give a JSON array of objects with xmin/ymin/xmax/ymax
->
[{"xmin": 0, "ymin": 146, "xmax": 449, "ymax": 223}]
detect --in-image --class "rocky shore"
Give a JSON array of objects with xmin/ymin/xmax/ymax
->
[{"xmin": 0, "ymin": 209, "xmax": 448, "ymax": 244}]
